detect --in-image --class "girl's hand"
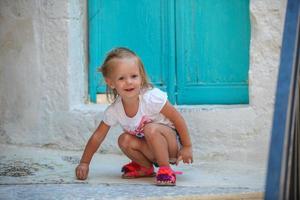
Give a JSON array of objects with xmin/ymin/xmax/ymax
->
[
  {"xmin": 176, "ymin": 146, "xmax": 193, "ymax": 165},
  {"xmin": 75, "ymin": 163, "xmax": 89, "ymax": 180}
]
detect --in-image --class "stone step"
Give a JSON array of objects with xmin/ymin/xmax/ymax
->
[{"xmin": 0, "ymin": 183, "xmax": 263, "ymax": 200}]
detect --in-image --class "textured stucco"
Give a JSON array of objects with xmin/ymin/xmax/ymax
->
[{"xmin": 0, "ymin": 0, "xmax": 285, "ymax": 164}]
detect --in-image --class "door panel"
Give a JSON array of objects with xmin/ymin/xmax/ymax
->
[
  {"xmin": 88, "ymin": 0, "xmax": 175, "ymax": 102},
  {"xmin": 176, "ymin": 0, "xmax": 250, "ymax": 104}
]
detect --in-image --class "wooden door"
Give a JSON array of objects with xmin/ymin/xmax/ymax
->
[{"xmin": 88, "ymin": 0, "xmax": 250, "ymax": 104}]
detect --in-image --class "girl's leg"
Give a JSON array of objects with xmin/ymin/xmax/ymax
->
[
  {"xmin": 118, "ymin": 133, "xmax": 154, "ymax": 168},
  {"xmin": 143, "ymin": 123, "xmax": 178, "ymax": 167},
  {"xmin": 143, "ymin": 124, "xmax": 179, "ymax": 185}
]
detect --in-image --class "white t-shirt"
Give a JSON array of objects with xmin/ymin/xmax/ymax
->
[{"xmin": 103, "ymin": 88, "xmax": 174, "ymax": 138}]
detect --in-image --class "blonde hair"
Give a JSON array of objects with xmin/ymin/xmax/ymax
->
[{"xmin": 98, "ymin": 47, "xmax": 152, "ymax": 102}]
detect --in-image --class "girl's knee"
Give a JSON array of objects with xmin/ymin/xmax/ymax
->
[
  {"xmin": 143, "ymin": 124, "xmax": 159, "ymax": 139},
  {"xmin": 118, "ymin": 133, "xmax": 134, "ymax": 149}
]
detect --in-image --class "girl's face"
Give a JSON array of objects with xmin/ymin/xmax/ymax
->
[{"xmin": 105, "ymin": 58, "xmax": 142, "ymax": 101}]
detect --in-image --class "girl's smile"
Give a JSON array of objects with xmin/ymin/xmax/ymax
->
[{"xmin": 124, "ymin": 88, "xmax": 135, "ymax": 92}]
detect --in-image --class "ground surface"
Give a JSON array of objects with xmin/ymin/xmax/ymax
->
[{"xmin": 0, "ymin": 144, "xmax": 265, "ymax": 199}]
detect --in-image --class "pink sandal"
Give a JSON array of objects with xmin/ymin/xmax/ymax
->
[
  {"xmin": 122, "ymin": 162, "xmax": 156, "ymax": 179},
  {"xmin": 156, "ymin": 166, "xmax": 182, "ymax": 186},
  {"xmin": 121, "ymin": 161, "xmax": 141, "ymax": 173}
]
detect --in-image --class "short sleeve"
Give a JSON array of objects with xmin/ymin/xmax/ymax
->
[
  {"xmin": 143, "ymin": 88, "xmax": 168, "ymax": 115},
  {"xmin": 103, "ymin": 105, "xmax": 118, "ymax": 126}
]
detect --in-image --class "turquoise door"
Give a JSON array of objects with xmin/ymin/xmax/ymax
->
[{"xmin": 89, "ymin": 0, "xmax": 250, "ymax": 104}]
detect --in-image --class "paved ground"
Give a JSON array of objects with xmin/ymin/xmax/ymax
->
[{"xmin": 0, "ymin": 144, "xmax": 266, "ymax": 199}]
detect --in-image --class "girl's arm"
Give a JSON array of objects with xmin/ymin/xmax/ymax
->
[
  {"xmin": 160, "ymin": 101, "xmax": 193, "ymax": 164},
  {"xmin": 76, "ymin": 121, "xmax": 110, "ymax": 180}
]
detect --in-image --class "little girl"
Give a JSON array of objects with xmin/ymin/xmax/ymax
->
[{"xmin": 75, "ymin": 47, "xmax": 193, "ymax": 186}]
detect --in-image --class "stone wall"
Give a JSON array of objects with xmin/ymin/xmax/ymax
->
[{"xmin": 0, "ymin": 0, "xmax": 285, "ymax": 163}]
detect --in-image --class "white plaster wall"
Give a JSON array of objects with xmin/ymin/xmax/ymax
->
[{"xmin": 0, "ymin": 0, "xmax": 285, "ymax": 163}]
